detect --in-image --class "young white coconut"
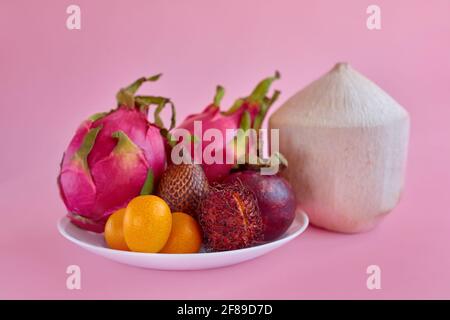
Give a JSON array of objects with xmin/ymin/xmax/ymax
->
[{"xmin": 269, "ymin": 63, "xmax": 410, "ymax": 233}]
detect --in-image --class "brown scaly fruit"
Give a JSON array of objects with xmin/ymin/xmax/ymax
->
[
  {"xmin": 157, "ymin": 163, "xmax": 209, "ymax": 217},
  {"xmin": 199, "ymin": 181, "xmax": 263, "ymax": 251}
]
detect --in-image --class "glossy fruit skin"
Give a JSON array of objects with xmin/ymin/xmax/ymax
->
[
  {"xmin": 104, "ymin": 208, "xmax": 129, "ymax": 251},
  {"xmin": 160, "ymin": 212, "xmax": 202, "ymax": 254},
  {"xmin": 58, "ymin": 75, "xmax": 173, "ymax": 233},
  {"xmin": 157, "ymin": 164, "xmax": 209, "ymax": 218},
  {"xmin": 177, "ymin": 72, "xmax": 280, "ymax": 183},
  {"xmin": 199, "ymin": 182, "xmax": 263, "ymax": 251},
  {"xmin": 123, "ymin": 195, "xmax": 172, "ymax": 253},
  {"xmin": 58, "ymin": 108, "xmax": 165, "ymax": 233},
  {"xmin": 224, "ymin": 170, "xmax": 296, "ymax": 241}
]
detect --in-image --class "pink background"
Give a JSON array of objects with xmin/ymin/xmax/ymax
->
[{"xmin": 1, "ymin": 0, "xmax": 449, "ymax": 299}]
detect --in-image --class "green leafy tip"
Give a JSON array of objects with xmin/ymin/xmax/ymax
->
[
  {"xmin": 140, "ymin": 168, "xmax": 154, "ymax": 195},
  {"xmin": 73, "ymin": 126, "xmax": 102, "ymax": 170},
  {"xmin": 116, "ymin": 73, "xmax": 163, "ymax": 108},
  {"xmin": 223, "ymin": 71, "xmax": 281, "ymax": 116},
  {"xmin": 249, "ymin": 71, "xmax": 281, "ymax": 104},
  {"xmin": 269, "ymin": 151, "xmax": 288, "ymax": 169},
  {"xmin": 213, "ymin": 85, "xmax": 225, "ymax": 106},
  {"xmin": 125, "ymin": 74, "xmax": 162, "ymax": 95},
  {"xmin": 253, "ymin": 89, "xmax": 281, "ymax": 131},
  {"xmin": 111, "ymin": 130, "xmax": 139, "ymax": 154},
  {"xmin": 223, "ymin": 98, "xmax": 244, "ymax": 115},
  {"xmin": 135, "ymin": 96, "xmax": 176, "ymax": 131},
  {"xmin": 88, "ymin": 112, "xmax": 108, "ymax": 122},
  {"xmin": 239, "ymin": 110, "xmax": 251, "ymax": 131}
]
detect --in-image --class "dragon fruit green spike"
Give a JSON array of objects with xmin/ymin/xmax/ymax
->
[
  {"xmin": 58, "ymin": 74, "xmax": 175, "ymax": 233},
  {"xmin": 177, "ymin": 72, "xmax": 280, "ymax": 183}
]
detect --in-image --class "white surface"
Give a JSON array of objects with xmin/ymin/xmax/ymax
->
[{"xmin": 57, "ymin": 208, "xmax": 309, "ymax": 270}]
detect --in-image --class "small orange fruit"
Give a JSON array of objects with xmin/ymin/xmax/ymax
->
[
  {"xmin": 104, "ymin": 208, "xmax": 129, "ymax": 251},
  {"xmin": 160, "ymin": 212, "xmax": 202, "ymax": 254},
  {"xmin": 123, "ymin": 195, "xmax": 172, "ymax": 253}
]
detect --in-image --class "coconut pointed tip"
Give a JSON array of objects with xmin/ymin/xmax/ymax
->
[{"xmin": 333, "ymin": 62, "xmax": 351, "ymax": 72}]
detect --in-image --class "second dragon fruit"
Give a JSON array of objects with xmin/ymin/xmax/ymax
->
[{"xmin": 177, "ymin": 72, "xmax": 281, "ymax": 183}]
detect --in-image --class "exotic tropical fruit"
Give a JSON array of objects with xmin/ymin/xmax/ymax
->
[
  {"xmin": 177, "ymin": 72, "xmax": 280, "ymax": 183},
  {"xmin": 123, "ymin": 195, "xmax": 172, "ymax": 253},
  {"xmin": 157, "ymin": 164, "xmax": 209, "ymax": 217},
  {"xmin": 58, "ymin": 75, "xmax": 175, "ymax": 233},
  {"xmin": 199, "ymin": 182, "xmax": 263, "ymax": 251},
  {"xmin": 104, "ymin": 208, "xmax": 129, "ymax": 251},
  {"xmin": 225, "ymin": 170, "xmax": 296, "ymax": 241},
  {"xmin": 160, "ymin": 212, "xmax": 203, "ymax": 254},
  {"xmin": 269, "ymin": 62, "xmax": 410, "ymax": 233}
]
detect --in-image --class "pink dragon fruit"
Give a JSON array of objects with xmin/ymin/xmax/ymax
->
[
  {"xmin": 177, "ymin": 72, "xmax": 280, "ymax": 183},
  {"xmin": 58, "ymin": 75, "xmax": 175, "ymax": 233}
]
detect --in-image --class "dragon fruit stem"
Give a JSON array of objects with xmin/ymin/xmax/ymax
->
[
  {"xmin": 135, "ymin": 95, "xmax": 176, "ymax": 131},
  {"xmin": 154, "ymin": 98, "xmax": 176, "ymax": 131},
  {"xmin": 249, "ymin": 71, "xmax": 280, "ymax": 104},
  {"xmin": 126, "ymin": 74, "xmax": 162, "ymax": 95},
  {"xmin": 253, "ymin": 89, "xmax": 281, "ymax": 131},
  {"xmin": 240, "ymin": 110, "xmax": 251, "ymax": 131},
  {"xmin": 116, "ymin": 74, "xmax": 163, "ymax": 108},
  {"xmin": 223, "ymin": 98, "xmax": 244, "ymax": 115},
  {"xmin": 213, "ymin": 86, "xmax": 225, "ymax": 106},
  {"xmin": 224, "ymin": 71, "xmax": 280, "ymax": 116}
]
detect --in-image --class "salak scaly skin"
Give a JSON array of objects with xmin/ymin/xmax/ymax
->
[{"xmin": 199, "ymin": 181, "xmax": 263, "ymax": 251}]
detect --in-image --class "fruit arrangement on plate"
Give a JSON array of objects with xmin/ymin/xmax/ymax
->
[
  {"xmin": 57, "ymin": 73, "xmax": 298, "ymax": 254},
  {"xmin": 57, "ymin": 62, "xmax": 409, "ymax": 263}
]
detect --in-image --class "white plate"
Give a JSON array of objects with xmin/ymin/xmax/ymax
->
[{"xmin": 57, "ymin": 208, "xmax": 309, "ymax": 270}]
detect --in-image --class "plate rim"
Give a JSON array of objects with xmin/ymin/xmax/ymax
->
[{"xmin": 57, "ymin": 209, "xmax": 309, "ymax": 258}]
